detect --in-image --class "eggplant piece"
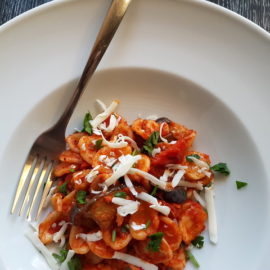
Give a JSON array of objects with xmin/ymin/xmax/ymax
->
[
  {"xmin": 156, "ymin": 117, "xmax": 172, "ymax": 124},
  {"xmin": 163, "ymin": 187, "xmax": 187, "ymax": 204}
]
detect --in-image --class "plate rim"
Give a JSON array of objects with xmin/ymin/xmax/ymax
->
[{"xmin": 0, "ymin": 0, "xmax": 269, "ymax": 41}]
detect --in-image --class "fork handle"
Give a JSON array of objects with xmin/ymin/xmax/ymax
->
[{"xmin": 54, "ymin": 0, "xmax": 132, "ymax": 133}]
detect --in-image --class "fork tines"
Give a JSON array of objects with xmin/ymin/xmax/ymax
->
[{"xmin": 11, "ymin": 154, "xmax": 54, "ymax": 221}]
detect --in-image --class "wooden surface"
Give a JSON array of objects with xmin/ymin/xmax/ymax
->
[{"xmin": 0, "ymin": 0, "xmax": 269, "ymax": 32}]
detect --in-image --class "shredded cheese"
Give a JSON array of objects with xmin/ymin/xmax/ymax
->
[
  {"xmin": 177, "ymin": 180, "xmax": 203, "ymax": 190},
  {"xmin": 166, "ymin": 164, "xmax": 187, "ymax": 170},
  {"xmin": 131, "ymin": 222, "xmax": 146, "ymax": 230},
  {"xmin": 90, "ymin": 100, "xmax": 119, "ymax": 129},
  {"xmin": 171, "ymin": 169, "xmax": 185, "ymax": 187},
  {"xmin": 86, "ymin": 165, "xmax": 100, "ymax": 183},
  {"xmin": 198, "ymin": 167, "xmax": 212, "ymax": 178},
  {"xmin": 118, "ymin": 134, "xmax": 140, "ymax": 150},
  {"xmin": 193, "ymin": 190, "xmax": 206, "ymax": 207},
  {"xmin": 159, "ymin": 169, "xmax": 173, "ymax": 182},
  {"xmin": 105, "ymin": 155, "xmax": 141, "ymax": 187},
  {"xmin": 124, "ymin": 175, "xmax": 138, "ymax": 196},
  {"xmin": 96, "ymin": 99, "xmax": 107, "ymax": 111},
  {"xmin": 205, "ymin": 186, "xmax": 218, "ymax": 244},
  {"xmin": 112, "ymin": 197, "xmax": 140, "ymax": 217},
  {"xmin": 76, "ymin": 231, "xmax": 102, "ymax": 242},
  {"xmin": 152, "ymin": 147, "xmax": 161, "ymax": 157},
  {"xmin": 159, "ymin": 122, "xmax": 168, "ymax": 143},
  {"xmin": 189, "ymin": 156, "xmax": 210, "ymax": 169},
  {"xmin": 59, "ymin": 250, "xmax": 75, "ymax": 270},
  {"xmin": 101, "ymin": 132, "xmax": 128, "ymax": 148},
  {"xmin": 137, "ymin": 192, "xmax": 170, "ymax": 216},
  {"xmin": 52, "ymin": 221, "xmax": 69, "ymax": 244},
  {"xmin": 128, "ymin": 168, "xmax": 167, "ymax": 190},
  {"xmin": 99, "ymin": 114, "xmax": 119, "ymax": 132},
  {"xmin": 113, "ymin": 252, "xmax": 158, "ymax": 270}
]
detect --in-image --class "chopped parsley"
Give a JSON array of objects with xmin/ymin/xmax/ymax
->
[
  {"xmin": 145, "ymin": 220, "xmax": 151, "ymax": 229},
  {"xmin": 68, "ymin": 256, "xmax": 82, "ymax": 270},
  {"xmin": 94, "ymin": 139, "xmax": 103, "ymax": 150},
  {"xmin": 76, "ymin": 190, "xmax": 87, "ymax": 204},
  {"xmin": 69, "ymin": 168, "xmax": 76, "ymax": 173},
  {"xmin": 186, "ymin": 154, "xmax": 200, "ymax": 162},
  {"xmin": 121, "ymin": 224, "xmax": 129, "ymax": 233},
  {"xmin": 236, "ymin": 181, "xmax": 248, "ymax": 189},
  {"xmin": 191, "ymin": 235, "xmax": 204, "ymax": 249},
  {"xmin": 150, "ymin": 186, "xmax": 158, "ymax": 197},
  {"xmin": 143, "ymin": 131, "xmax": 160, "ymax": 155},
  {"xmin": 186, "ymin": 250, "xmax": 200, "ymax": 268},
  {"xmin": 211, "ymin": 162, "xmax": 230, "ymax": 175},
  {"xmin": 112, "ymin": 230, "xmax": 117, "ymax": 242},
  {"xmin": 58, "ymin": 182, "xmax": 68, "ymax": 195},
  {"xmin": 52, "ymin": 248, "xmax": 68, "ymax": 263},
  {"xmin": 147, "ymin": 232, "xmax": 164, "ymax": 252},
  {"xmin": 114, "ymin": 191, "xmax": 127, "ymax": 198},
  {"xmin": 81, "ymin": 112, "xmax": 93, "ymax": 135}
]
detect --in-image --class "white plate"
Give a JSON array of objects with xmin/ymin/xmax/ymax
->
[{"xmin": 0, "ymin": 0, "xmax": 270, "ymax": 269}]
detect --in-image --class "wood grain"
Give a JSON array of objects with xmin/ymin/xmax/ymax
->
[{"xmin": 0, "ymin": 0, "xmax": 269, "ymax": 32}]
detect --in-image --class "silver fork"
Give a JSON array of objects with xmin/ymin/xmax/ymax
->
[{"xmin": 10, "ymin": 0, "xmax": 132, "ymax": 221}]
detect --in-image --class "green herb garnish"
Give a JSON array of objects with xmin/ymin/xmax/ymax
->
[
  {"xmin": 112, "ymin": 230, "xmax": 117, "ymax": 242},
  {"xmin": 114, "ymin": 191, "xmax": 127, "ymax": 198},
  {"xmin": 121, "ymin": 224, "xmax": 129, "ymax": 233},
  {"xmin": 68, "ymin": 256, "xmax": 82, "ymax": 270},
  {"xmin": 150, "ymin": 186, "xmax": 158, "ymax": 197},
  {"xmin": 58, "ymin": 182, "xmax": 68, "ymax": 195},
  {"xmin": 69, "ymin": 168, "xmax": 75, "ymax": 173},
  {"xmin": 186, "ymin": 250, "xmax": 200, "ymax": 268},
  {"xmin": 147, "ymin": 232, "xmax": 164, "ymax": 252},
  {"xmin": 186, "ymin": 154, "xmax": 200, "ymax": 162},
  {"xmin": 236, "ymin": 181, "xmax": 248, "ymax": 190},
  {"xmin": 143, "ymin": 131, "xmax": 160, "ymax": 155},
  {"xmin": 211, "ymin": 162, "xmax": 230, "ymax": 175},
  {"xmin": 145, "ymin": 220, "xmax": 151, "ymax": 229},
  {"xmin": 94, "ymin": 139, "xmax": 103, "ymax": 150},
  {"xmin": 76, "ymin": 190, "xmax": 87, "ymax": 204},
  {"xmin": 52, "ymin": 248, "xmax": 68, "ymax": 264},
  {"xmin": 191, "ymin": 235, "xmax": 204, "ymax": 249},
  {"xmin": 81, "ymin": 112, "xmax": 93, "ymax": 135}
]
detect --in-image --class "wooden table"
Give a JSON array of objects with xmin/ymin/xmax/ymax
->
[{"xmin": 0, "ymin": 0, "xmax": 269, "ymax": 32}]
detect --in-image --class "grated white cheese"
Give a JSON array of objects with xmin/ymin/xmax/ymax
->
[
  {"xmin": 112, "ymin": 197, "xmax": 140, "ymax": 217},
  {"xmin": 189, "ymin": 156, "xmax": 210, "ymax": 169},
  {"xmin": 159, "ymin": 122, "xmax": 168, "ymax": 143},
  {"xmin": 205, "ymin": 186, "xmax": 218, "ymax": 244},
  {"xmin": 113, "ymin": 252, "xmax": 158, "ymax": 270},
  {"xmin": 96, "ymin": 99, "xmax": 107, "ymax": 111},
  {"xmin": 99, "ymin": 114, "xmax": 119, "ymax": 132},
  {"xmin": 137, "ymin": 192, "xmax": 170, "ymax": 216},
  {"xmin": 124, "ymin": 175, "xmax": 138, "ymax": 196},
  {"xmin": 169, "ymin": 140, "xmax": 177, "ymax": 144},
  {"xmin": 86, "ymin": 165, "xmax": 100, "ymax": 183},
  {"xmin": 159, "ymin": 169, "xmax": 173, "ymax": 182},
  {"xmin": 171, "ymin": 169, "xmax": 186, "ymax": 188},
  {"xmin": 118, "ymin": 134, "xmax": 140, "ymax": 150},
  {"xmin": 198, "ymin": 167, "xmax": 212, "ymax": 178},
  {"xmin": 105, "ymin": 155, "xmax": 141, "ymax": 187},
  {"xmin": 128, "ymin": 168, "xmax": 167, "ymax": 190},
  {"xmin": 99, "ymin": 155, "xmax": 107, "ymax": 162},
  {"xmin": 25, "ymin": 231, "xmax": 59, "ymax": 270},
  {"xmin": 76, "ymin": 231, "xmax": 102, "ymax": 242},
  {"xmin": 131, "ymin": 222, "xmax": 146, "ymax": 230},
  {"xmin": 52, "ymin": 221, "xmax": 69, "ymax": 244},
  {"xmin": 90, "ymin": 100, "xmax": 119, "ymax": 129},
  {"xmin": 93, "ymin": 128, "xmax": 102, "ymax": 136},
  {"xmin": 166, "ymin": 164, "xmax": 188, "ymax": 170},
  {"xmin": 74, "ymin": 179, "xmax": 82, "ymax": 185},
  {"xmin": 81, "ymin": 143, "xmax": 86, "ymax": 151},
  {"xmin": 177, "ymin": 180, "xmax": 203, "ymax": 190},
  {"xmin": 193, "ymin": 190, "xmax": 206, "ymax": 208},
  {"xmin": 101, "ymin": 132, "xmax": 128, "ymax": 148},
  {"xmin": 59, "ymin": 250, "xmax": 75, "ymax": 270},
  {"xmin": 73, "ymin": 171, "xmax": 83, "ymax": 178},
  {"xmin": 152, "ymin": 147, "xmax": 161, "ymax": 157}
]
